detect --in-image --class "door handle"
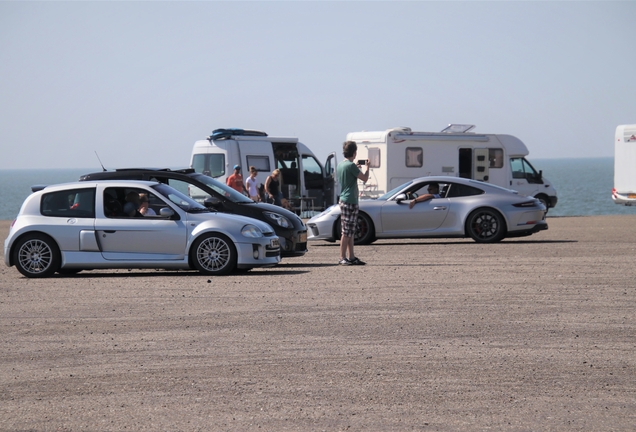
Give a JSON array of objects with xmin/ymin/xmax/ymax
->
[
  {"xmin": 433, "ymin": 206, "xmax": 447, "ymax": 210},
  {"xmin": 104, "ymin": 230, "xmax": 116, "ymax": 233}
]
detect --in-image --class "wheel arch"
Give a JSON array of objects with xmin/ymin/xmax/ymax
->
[
  {"xmin": 534, "ymin": 193, "xmax": 550, "ymax": 209},
  {"xmin": 7, "ymin": 230, "xmax": 60, "ymax": 267},
  {"xmin": 333, "ymin": 211, "xmax": 376, "ymax": 245},
  {"xmin": 187, "ymin": 229, "xmax": 236, "ymax": 268},
  {"xmin": 463, "ymin": 206, "xmax": 508, "ymax": 238}
]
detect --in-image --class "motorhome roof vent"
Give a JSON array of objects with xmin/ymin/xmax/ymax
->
[
  {"xmin": 441, "ymin": 124, "xmax": 476, "ymax": 134},
  {"xmin": 208, "ymin": 128, "xmax": 268, "ymax": 141}
]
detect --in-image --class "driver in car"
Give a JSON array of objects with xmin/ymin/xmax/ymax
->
[{"xmin": 409, "ymin": 182, "xmax": 441, "ymax": 209}]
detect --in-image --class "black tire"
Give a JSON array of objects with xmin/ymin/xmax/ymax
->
[
  {"xmin": 355, "ymin": 212, "xmax": 375, "ymax": 245},
  {"xmin": 13, "ymin": 233, "xmax": 60, "ymax": 278},
  {"xmin": 190, "ymin": 233, "xmax": 237, "ymax": 275},
  {"xmin": 466, "ymin": 208, "xmax": 506, "ymax": 243},
  {"xmin": 334, "ymin": 213, "xmax": 376, "ymax": 245},
  {"xmin": 536, "ymin": 195, "xmax": 550, "ymax": 213}
]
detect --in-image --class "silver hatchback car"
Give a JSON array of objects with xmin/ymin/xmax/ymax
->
[{"xmin": 4, "ymin": 181, "xmax": 280, "ymax": 277}]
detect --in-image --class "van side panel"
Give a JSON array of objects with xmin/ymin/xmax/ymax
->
[{"xmin": 615, "ymin": 124, "xmax": 636, "ymax": 193}]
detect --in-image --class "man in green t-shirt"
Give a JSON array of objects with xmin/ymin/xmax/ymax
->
[{"xmin": 337, "ymin": 141, "xmax": 370, "ymax": 266}]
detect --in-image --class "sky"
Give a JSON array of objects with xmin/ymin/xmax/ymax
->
[{"xmin": 0, "ymin": 1, "xmax": 634, "ymax": 171}]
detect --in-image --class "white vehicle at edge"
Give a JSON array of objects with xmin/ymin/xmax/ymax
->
[
  {"xmin": 612, "ymin": 124, "xmax": 636, "ymax": 205},
  {"xmin": 4, "ymin": 181, "xmax": 280, "ymax": 278},
  {"xmin": 307, "ymin": 176, "xmax": 547, "ymax": 244}
]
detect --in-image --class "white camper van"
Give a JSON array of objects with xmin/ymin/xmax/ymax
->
[
  {"xmin": 190, "ymin": 129, "xmax": 338, "ymax": 212},
  {"xmin": 348, "ymin": 124, "xmax": 558, "ymax": 209},
  {"xmin": 612, "ymin": 124, "xmax": 636, "ymax": 205}
]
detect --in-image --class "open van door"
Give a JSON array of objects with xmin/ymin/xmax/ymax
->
[{"xmin": 324, "ymin": 152, "xmax": 338, "ymax": 208}]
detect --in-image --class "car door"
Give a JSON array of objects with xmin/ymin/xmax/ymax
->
[
  {"xmin": 380, "ymin": 182, "xmax": 450, "ymax": 234},
  {"xmin": 94, "ymin": 186, "xmax": 187, "ymax": 260}
]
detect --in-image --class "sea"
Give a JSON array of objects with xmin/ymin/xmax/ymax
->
[{"xmin": 0, "ymin": 157, "xmax": 634, "ymax": 220}]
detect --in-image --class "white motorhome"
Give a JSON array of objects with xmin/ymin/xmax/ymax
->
[
  {"xmin": 348, "ymin": 124, "xmax": 558, "ymax": 209},
  {"xmin": 190, "ymin": 129, "xmax": 338, "ymax": 212},
  {"xmin": 612, "ymin": 124, "xmax": 636, "ymax": 205}
]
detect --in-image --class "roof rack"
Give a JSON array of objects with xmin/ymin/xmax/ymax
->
[{"xmin": 208, "ymin": 128, "xmax": 268, "ymax": 141}]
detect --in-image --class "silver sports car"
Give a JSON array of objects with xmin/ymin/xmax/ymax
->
[
  {"xmin": 4, "ymin": 181, "xmax": 280, "ymax": 277},
  {"xmin": 307, "ymin": 176, "xmax": 547, "ymax": 244}
]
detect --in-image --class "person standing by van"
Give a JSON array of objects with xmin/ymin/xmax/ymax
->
[
  {"xmin": 265, "ymin": 169, "xmax": 283, "ymax": 206},
  {"xmin": 337, "ymin": 141, "xmax": 370, "ymax": 266},
  {"xmin": 226, "ymin": 165, "xmax": 246, "ymax": 195},
  {"xmin": 246, "ymin": 166, "xmax": 260, "ymax": 202}
]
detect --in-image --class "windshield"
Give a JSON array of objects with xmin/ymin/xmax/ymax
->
[
  {"xmin": 377, "ymin": 180, "xmax": 414, "ymax": 201},
  {"xmin": 191, "ymin": 173, "xmax": 253, "ymax": 203},
  {"xmin": 152, "ymin": 183, "xmax": 211, "ymax": 212}
]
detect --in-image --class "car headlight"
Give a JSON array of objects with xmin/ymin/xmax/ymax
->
[
  {"xmin": 241, "ymin": 224, "xmax": 264, "ymax": 238},
  {"xmin": 315, "ymin": 205, "xmax": 337, "ymax": 219},
  {"xmin": 263, "ymin": 211, "xmax": 291, "ymax": 228}
]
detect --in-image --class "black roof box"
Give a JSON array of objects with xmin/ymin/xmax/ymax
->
[{"xmin": 208, "ymin": 128, "xmax": 268, "ymax": 141}]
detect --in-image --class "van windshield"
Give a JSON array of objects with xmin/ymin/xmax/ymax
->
[{"xmin": 192, "ymin": 154, "xmax": 225, "ymax": 178}]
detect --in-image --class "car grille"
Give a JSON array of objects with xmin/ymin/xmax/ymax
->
[{"xmin": 295, "ymin": 242, "xmax": 307, "ymax": 251}]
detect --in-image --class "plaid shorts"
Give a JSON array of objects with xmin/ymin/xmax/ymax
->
[{"xmin": 339, "ymin": 202, "xmax": 359, "ymax": 237}]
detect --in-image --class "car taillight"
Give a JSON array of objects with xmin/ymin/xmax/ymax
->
[{"xmin": 513, "ymin": 201, "xmax": 537, "ymax": 208}]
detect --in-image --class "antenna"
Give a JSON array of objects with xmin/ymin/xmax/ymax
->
[{"xmin": 94, "ymin": 151, "xmax": 107, "ymax": 171}]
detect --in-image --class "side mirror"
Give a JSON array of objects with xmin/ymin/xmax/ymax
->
[
  {"xmin": 204, "ymin": 196, "xmax": 222, "ymax": 208},
  {"xmin": 395, "ymin": 193, "xmax": 408, "ymax": 203},
  {"xmin": 159, "ymin": 207, "xmax": 175, "ymax": 218}
]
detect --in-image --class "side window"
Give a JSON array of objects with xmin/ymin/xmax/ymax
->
[
  {"xmin": 445, "ymin": 184, "xmax": 484, "ymax": 198},
  {"xmin": 510, "ymin": 157, "xmax": 525, "ymax": 179},
  {"xmin": 410, "ymin": 182, "xmax": 445, "ymax": 198},
  {"xmin": 368, "ymin": 147, "xmax": 381, "ymax": 168},
  {"xmin": 41, "ymin": 188, "xmax": 95, "ymax": 218},
  {"xmin": 104, "ymin": 187, "xmax": 165, "ymax": 218},
  {"xmin": 192, "ymin": 154, "xmax": 225, "ymax": 178},
  {"xmin": 406, "ymin": 147, "xmax": 423, "ymax": 167},
  {"xmin": 246, "ymin": 155, "xmax": 270, "ymax": 173},
  {"xmin": 489, "ymin": 149, "xmax": 503, "ymax": 168}
]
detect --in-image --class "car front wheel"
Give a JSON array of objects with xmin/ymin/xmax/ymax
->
[
  {"xmin": 334, "ymin": 213, "xmax": 375, "ymax": 245},
  {"xmin": 466, "ymin": 208, "xmax": 506, "ymax": 243},
  {"xmin": 191, "ymin": 233, "xmax": 237, "ymax": 275},
  {"xmin": 13, "ymin": 233, "xmax": 61, "ymax": 278}
]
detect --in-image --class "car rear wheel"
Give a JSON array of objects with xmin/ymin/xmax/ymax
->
[
  {"xmin": 13, "ymin": 233, "xmax": 60, "ymax": 278},
  {"xmin": 466, "ymin": 208, "xmax": 506, "ymax": 243},
  {"xmin": 191, "ymin": 233, "xmax": 237, "ymax": 275}
]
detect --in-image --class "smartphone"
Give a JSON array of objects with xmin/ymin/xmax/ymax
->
[{"xmin": 357, "ymin": 159, "xmax": 366, "ymax": 165}]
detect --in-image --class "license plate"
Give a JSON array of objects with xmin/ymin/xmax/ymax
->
[
  {"xmin": 270, "ymin": 239, "xmax": 280, "ymax": 248},
  {"xmin": 299, "ymin": 232, "xmax": 307, "ymax": 242}
]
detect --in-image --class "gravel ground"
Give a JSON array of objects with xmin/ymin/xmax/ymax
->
[{"xmin": 1, "ymin": 216, "xmax": 635, "ymax": 431}]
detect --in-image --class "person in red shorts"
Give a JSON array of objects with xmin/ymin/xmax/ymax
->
[{"xmin": 226, "ymin": 165, "xmax": 247, "ymax": 195}]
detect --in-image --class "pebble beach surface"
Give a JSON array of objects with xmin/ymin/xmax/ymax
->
[{"xmin": 1, "ymin": 216, "xmax": 635, "ymax": 431}]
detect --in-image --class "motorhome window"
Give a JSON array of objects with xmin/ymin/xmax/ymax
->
[
  {"xmin": 42, "ymin": 188, "xmax": 96, "ymax": 218},
  {"xmin": 368, "ymin": 147, "xmax": 381, "ymax": 168},
  {"xmin": 302, "ymin": 155, "xmax": 324, "ymax": 189},
  {"xmin": 192, "ymin": 154, "xmax": 225, "ymax": 178},
  {"xmin": 406, "ymin": 147, "xmax": 423, "ymax": 167},
  {"xmin": 489, "ymin": 149, "xmax": 504, "ymax": 168},
  {"xmin": 246, "ymin": 155, "xmax": 270, "ymax": 172}
]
